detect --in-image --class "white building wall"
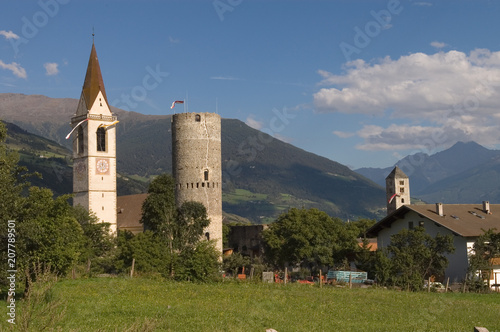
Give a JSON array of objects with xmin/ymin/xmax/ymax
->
[
  {"xmin": 72, "ymin": 90, "xmax": 117, "ymax": 234},
  {"xmin": 377, "ymin": 211, "xmax": 471, "ymax": 283}
]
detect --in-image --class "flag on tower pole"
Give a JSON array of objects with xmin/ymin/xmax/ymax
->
[
  {"xmin": 98, "ymin": 120, "xmax": 120, "ymax": 129},
  {"xmin": 388, "ymin": 193, "xmax": 400, "ymax": 204},
  {"xmin": 171, "ymin": 100, "xmax": 184, "ymax": 109},
  {"xmin": 65, "ymin": 118, "xmax": 89, "ymax": 139}
]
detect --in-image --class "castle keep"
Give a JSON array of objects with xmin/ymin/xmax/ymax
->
[
  {"xmin": 172, "ymin": 112, "xmax": 223, "ymax": 253},
  {"xmin": 71, "ymin": 42, "xmax": 222, "ymax": 253}
]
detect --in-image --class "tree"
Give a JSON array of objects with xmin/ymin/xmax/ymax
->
[
  {"xmin": 16, "ymin": 188, "xmax": 84, "ymax": 276},
  {"xmin": 72, "ymin": 205, "xmax": 114, "ymax": 273},
  {"xmin": 380, "ymin": 227, "xmax": 455, "ymax": 290},
  {"xmin": 349, "ymin": 218, "xmax": 376, "ymax": 238},
  {"xmin": 175, "ymin": 240, "xmax": 221, "ymax": 282},
  {"xmin": 140, "ymin": 174, "xmax": 178, "ymax": 275},
  {"xmin": 175, "ymin": 201, "xmax": 210, "ymax": 250},
  {"xmin": 263, "ymin": 208, "xmax": 358, "ymax": 269},
  {"xmin": 223, "ymin": 252, "xmax": 251, "ymax": 276},
  {"xmin": 467, "ymin": 228, "xmax": 500, "ymax": 290},
  {"xmin": 139, "ymin": 173, "xmax": 220, "ymax": 279},
  {"xmin": 140, "ymin": 174, "xmax": 177, "ymax": 233}
]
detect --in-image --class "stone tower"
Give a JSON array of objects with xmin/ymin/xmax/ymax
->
[
  {"xmin": 386, "ymin": 166, "xmax": 410, "ymax": 215},
  {"xmin": 71, "ymin": 42, "xmax": 117, "ymax": 232},
  {"xmin": 172, "ymin": 112, "xmax": 222, "ymax": 254}
]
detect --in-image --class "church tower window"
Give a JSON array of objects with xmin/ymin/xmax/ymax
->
[
  {"xmin": 77, "ymin": 126, "xmax": 84, "ymax": 154},
  {"xmin": 97, "ymin": 127, "xmax": 106, "ymax": 151}
]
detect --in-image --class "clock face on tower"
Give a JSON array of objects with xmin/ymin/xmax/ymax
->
[{"xmin": 96, "ymin": 159, "xmax": 110, "ymax": 174}]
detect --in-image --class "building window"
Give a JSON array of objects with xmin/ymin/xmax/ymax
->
[
  {"xmin": 399, "ymin": 180, "xmax": 404, "ymax": 185},
  {"xmin": 400, "ymin": 187, "xmax": 405, "ymax": 193},
  {"xmin": 77, "ymin": 126, "xmax": 84, "ymax": 154},
  {"xmin": 408, "ymin": 221, "xmax": 414, "ymax": 230},
  {"xmin": 205, "ymin": 232, "xmax": 210, "ymax": 240},
  {"xmin": 419, "ymin": 221, "xmax": 425, "ymax": 227},
  {"xmin": 195, "ymin": 114, "xmax": 201, "ymax": 122},
  {"xmin": 204, "ymin": 170, "xmax": 209, "ymax": 181},
  {"xmin": 97, "ymin": 127, "xmax": 106, "ymax": 151},
  {"xmin": 401, "ymin": 198, "xmax": 405, "ymax": 203}
]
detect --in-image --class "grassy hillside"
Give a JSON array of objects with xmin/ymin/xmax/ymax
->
[
  {"xmin": 2, "ymin": 120, "xmax": 148, "ymax": 196},
  {"xmin": 0, "ymin": 93, "xmax": 386, "ymax": 221},
  {"xmin": 4, "ymin": 277, "xmax": 499, "ymax": 331}
]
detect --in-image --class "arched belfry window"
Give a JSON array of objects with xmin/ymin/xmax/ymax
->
[
  {"xmin": 195, "ymin": 114, "xmax": 201, "ymax": 122},
  {"xmin": 97, "ymin": 127, "xmax": 106, "ymax": 152},
  {"xmin": 77, "ymin": 126, "xmax": 84, "ymax": 154}
]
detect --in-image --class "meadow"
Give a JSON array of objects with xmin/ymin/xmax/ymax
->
[{"xmin": 2, "ymin": 277, "xmax": 499, "ymax": 332}]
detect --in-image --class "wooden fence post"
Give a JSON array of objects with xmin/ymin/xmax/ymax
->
[{"xmin": 130, "ymin": 258, "xmax": 135, "ymax": 278}]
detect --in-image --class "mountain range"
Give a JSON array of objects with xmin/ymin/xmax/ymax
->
[
  {"xmin": 0, "ymin": 93, "xmax": 386, "ymax": 222},
  {"xmin": 356, "ymin": 141, "xmax": 500, "ymax": 204}
]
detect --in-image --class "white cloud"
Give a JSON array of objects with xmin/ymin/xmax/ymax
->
[
  {"xmin": 44, "ymin": 62, "xmax": 59, "ymax": 76},
  {"xmin": 0, "ymin": 60, "xmax": 27, "ymax": 78},
  {"xmin": 430, "ymin": 41, "xmax": 447, "ymax": 49},
  {"xmin": 0, "ymin": 30, "xmax": 19, "ymax": 40},
  {"xmin": 314, "ymin": 49, "xmax": 500, "ymax": 151},
  {"xmin": 169, "ymin": 36, "xmax": 179, "ymax": 44},
  {"xmin": 333, "ymin": 130, "xmax": 355, "ymax": 138},
  {"xmin": 245, "ymin": 115, "xmax": 263, "ymax": 130}
]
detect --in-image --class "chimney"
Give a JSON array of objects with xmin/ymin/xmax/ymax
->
[
  {"xmin": 436, "ymin": 203, "xmax": 444, "ymax": 216},
  {"xmin": 483, "ymin": 201, "xmax": 490, "ymax": 214}
]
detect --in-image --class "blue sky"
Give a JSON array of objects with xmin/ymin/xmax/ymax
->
[{"xmin": 1, "ymin": 0, "xmax": 500, "ymax": 169}]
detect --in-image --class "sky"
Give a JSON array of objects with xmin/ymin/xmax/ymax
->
[{"xmin": 1, "ymin": 0, "xmax": 500, "ymax": 169}]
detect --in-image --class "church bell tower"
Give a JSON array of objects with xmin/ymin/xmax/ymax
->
[
  {"xmin": 386, "ymin": 166, "xmax": 410, "ymax": 215},
  {"xmin": 71, "ymin": 42, "xmax": 117, "ymax": 232}
]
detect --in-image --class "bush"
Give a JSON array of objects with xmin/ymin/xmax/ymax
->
[{"xmin": 175, "ymin": 241, "xmax": 221, "ymax": 282}]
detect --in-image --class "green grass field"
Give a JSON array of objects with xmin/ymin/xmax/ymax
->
[{"xmin": 3, "ymin": 277, "xmax": 499, "ymax": 332}]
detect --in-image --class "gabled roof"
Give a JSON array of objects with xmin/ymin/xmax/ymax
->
[
  {"xmin": 368, "ymin": 203, "xmax": 500, "ymax": 238},
  {"xmin": 386, "ymin": 165, "xmax": 408, "ymax": 179},
  {"xmin": 81, "ymin": 42, "xmax": 109, "ymax": 110},
  {"xmin": 117, "ymin": 193, "xmax": 148, "ymax": 234}
]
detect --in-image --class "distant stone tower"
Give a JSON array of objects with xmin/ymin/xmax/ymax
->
[
  {"xmin": 386, "ymin": 166, "xmax": 410, "ymax": 215},
  {"xmin": 71, "ymin": 42, "xmax": 117, "ymax": 232},
  {"xmin": 172, "ymin": 113, "xmax": 223, "ymax": 254}
]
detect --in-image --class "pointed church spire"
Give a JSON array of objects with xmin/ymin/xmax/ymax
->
[{"xmin": 81, "ymin": 42, "xmax": 109, "ymax": 110}]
